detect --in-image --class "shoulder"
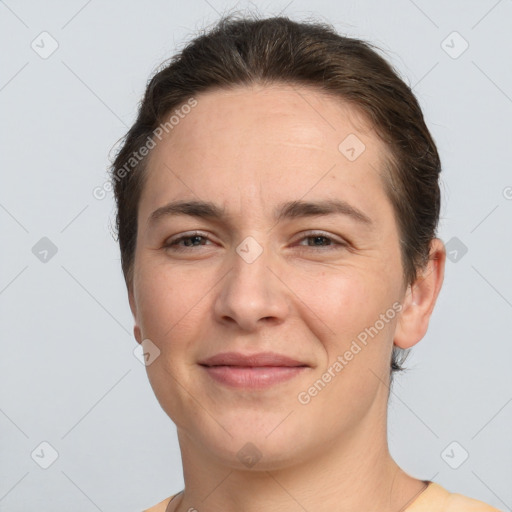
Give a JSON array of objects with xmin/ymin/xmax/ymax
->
[
  {"xmin": 406, "ymin": 482, "xmax": 502, "ymax": 512},
  {"xmin": 142, "ymin": 494, "xmax": 175, "ymax": 512},
  {"xmin": 445, "ymin": 491, "xmax": 502, "ymax": 512}
]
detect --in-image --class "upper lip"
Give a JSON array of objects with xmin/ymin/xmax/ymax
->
[{"xmin": 199, "ymin": 352, "xmax": 308, "ymax": 367}]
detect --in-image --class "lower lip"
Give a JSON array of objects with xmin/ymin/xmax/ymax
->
[{"xmin": 201, "ymin": 365, "xmax": 307, "ymax": 389}]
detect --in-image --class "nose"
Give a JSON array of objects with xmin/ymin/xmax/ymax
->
[{"xmin": 213, "ymin": 242, "xmax": 290, "ymax": 332}]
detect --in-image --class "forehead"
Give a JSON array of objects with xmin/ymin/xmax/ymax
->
[
  {"xmin": 140, "ymin": 83, "xmax": 391, "ymax": 220},
  {"xmin": 152, "ymin": 83, "xmax": 380, "ymax": 157}
]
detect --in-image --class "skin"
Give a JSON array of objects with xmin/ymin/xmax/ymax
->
[{"xmin": 128, "ymin": 83, "xmax": 446, "ymax": 512}]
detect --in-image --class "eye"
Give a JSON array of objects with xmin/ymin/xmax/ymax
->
[
  {"xmin": 163, "ymin": 230, "xmax": 348, "ymax": 253},
  {"xmin": 295, "ymin": 231, "xmax": 348, "ymax": 250},
  {"xmin": 164, "ymin": 232, "xmax": 213, "ymax": 251}
]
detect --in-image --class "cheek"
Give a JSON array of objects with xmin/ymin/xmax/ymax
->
[
  {"xmin": 294, "ymin": 266, "xmax": 401, "ymax": 386},
  {"xmin": 134, "ymin": 264, "xmax": 212, "ymax": 422},
  {"xmin": 134, "ymin": 262, "xmax": 208, "ymax": 348},
  {"xmin": 300, "ymin": 267, "xmax": 397, "ymax": 334}
]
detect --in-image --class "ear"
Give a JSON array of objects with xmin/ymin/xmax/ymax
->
[
  {"xmin": 394, "ymin": 238, "xmax": 446, "ymax": 349},
  {"xmin": 128, "ymin": 285, "xmax": 142, "ymax": 344}
]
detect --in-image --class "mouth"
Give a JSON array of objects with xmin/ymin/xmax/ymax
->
[{"xmin": 198, "ymin": 352, "xmax": 309, "ymax": 389}]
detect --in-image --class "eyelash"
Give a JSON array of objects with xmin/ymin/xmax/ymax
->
[{"xmin": 164, "ymin": 231, "xmax": 348, "ymax": 252}]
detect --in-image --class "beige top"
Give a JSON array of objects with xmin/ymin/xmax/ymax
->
[
  {"xmin": 405, "ymin": 482, "xmax": 501, "ymax": 511},
  {"xmin": 143, "ymin": 481, "xmax": 502, "ymax": 511}
]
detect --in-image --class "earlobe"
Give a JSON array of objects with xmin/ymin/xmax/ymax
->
[
  {"xmin": 394, "ymin": 238, "xmax": 446, "ymax": 349},
  {"xmin": 128, "ymin": 287, "xmax": 142, "ymax": 345},
  {"xmin": 133, "ymin": 325, "xmax": 142, "ymax": 344}
]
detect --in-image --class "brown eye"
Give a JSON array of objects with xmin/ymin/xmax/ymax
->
[
  {"xmin": 296, "ymin": 232, "xmax": 347, "ymax": 250},
  {"xmin": 304, "ymin": 235, "xmax": 333, "ymax": 246},
  {"xmin": 165, "ymin": 232, "xmax": 212, "ymax": 251}
]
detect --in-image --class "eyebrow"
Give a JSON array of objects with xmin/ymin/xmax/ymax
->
[{"xmin": 147, "ymin": 198, "xmax": 373, "ymax": 227}]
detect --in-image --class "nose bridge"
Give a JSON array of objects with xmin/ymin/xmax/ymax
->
[{"xmin": 214, "ymin": 236, "xmax": 288, "ymax": 329}]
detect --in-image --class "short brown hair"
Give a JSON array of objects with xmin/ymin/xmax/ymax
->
[{"xmin": 109, "ymin": 13, "xmax": 441, "ymax": 375}]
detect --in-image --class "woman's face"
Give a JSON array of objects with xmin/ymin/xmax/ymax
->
[{"xmin": 129, "ymin": 84, "xmax": 410, "ymax": 468}]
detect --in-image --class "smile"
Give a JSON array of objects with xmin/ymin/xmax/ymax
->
[{"xmin": 199, "ymin": 352, "xmax": 309, "ymax": 389}]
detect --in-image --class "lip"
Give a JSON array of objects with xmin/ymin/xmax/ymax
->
[
  {"xmin": 199, "ymin": 351, "xmax": 309, "ymax": 389},
  {"xmin": 199, "ymin": 351, "xmax": 307, "ymax": 367}
]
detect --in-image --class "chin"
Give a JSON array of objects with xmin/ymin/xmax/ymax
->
[{"xmin": 180, "ymin": 407, "xmax": 321, "ymax": 470}]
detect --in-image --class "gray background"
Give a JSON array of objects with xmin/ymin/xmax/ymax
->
[{"xmin": 1, "ymin": 0, "xmax": 511, "ymax": 510}]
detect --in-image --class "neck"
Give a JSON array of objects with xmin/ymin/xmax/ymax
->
[{"xmin": 172, "ymin": 388, "xmax": 425, "ymax": 512}]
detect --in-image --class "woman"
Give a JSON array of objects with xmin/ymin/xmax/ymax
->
[{"xmin": 109, "ymin": 14, "xmax": 500, "ymax": 512}]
